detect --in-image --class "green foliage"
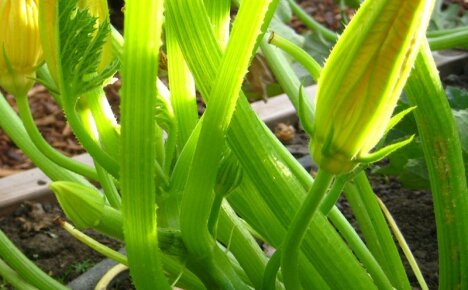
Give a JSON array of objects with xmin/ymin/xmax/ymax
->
[
  {"xmin": 58, "ymin": 0, "xmax": 117, "ymax": 97},
  {"xmin": 430, "ymin": 3, "xmax": 468, "ymax": 30},
  {"xmin": 376, "ymin": 86, "xmax": 468, "ymax": 189}
]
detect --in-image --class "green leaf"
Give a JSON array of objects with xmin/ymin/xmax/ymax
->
[
  {"xmin": 377, "ymin": 87, "xmax": 468, "ymax": 190},
  {"xmin": 446, "ymin": 86, "xmax": 468, "ymax": 110},
  {"xmin": 453, "ymin": 109, "xmax": 468, "ymax": 154},
  {"xmin": 58, "ymin": 0, "xmax": 113, "ymax": 97}
]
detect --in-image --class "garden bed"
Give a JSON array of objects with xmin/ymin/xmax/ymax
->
[{"xmin": 0, "ymin": 1, "xmax": 466, "ymax": 289}]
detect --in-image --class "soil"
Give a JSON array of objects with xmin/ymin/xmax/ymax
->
[
  {"xmin": 0, "ymin": 0, "xmax": 465, "ymax": 289},
  {"xmin": 0, "ymin": 202, "xmax": 123, "ymax": 287}
]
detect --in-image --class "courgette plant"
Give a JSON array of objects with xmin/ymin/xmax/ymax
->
[{"xmin": 0, "ymin": 0, "xmax": 466, "ymax": 289}]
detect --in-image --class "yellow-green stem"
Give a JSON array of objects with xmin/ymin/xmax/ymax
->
[
  {"xmin": 15, "ymin": 93, "xmax": 98, "ymax": 180},
  {"xmin": 281, "ymin": 170, "xmax": 334, "ymax": 289}
]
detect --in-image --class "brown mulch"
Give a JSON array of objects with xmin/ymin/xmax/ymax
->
[{"xmin": 0, "ymin": 80, "xmax": 121, "ymax": 177}]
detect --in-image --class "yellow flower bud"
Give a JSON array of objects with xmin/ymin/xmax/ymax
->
[
  {"xmin": 311, "ymin": 0, "xmax": 435, "ymax": 174},
  {"xmin": 0, "ymin": 0, "xmax": 43, "ymax": 95}
]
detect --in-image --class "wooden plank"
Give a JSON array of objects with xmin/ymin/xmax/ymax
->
[{"xmin": 0, "ymin": 154, "xmax": 93, "ymax": 215}]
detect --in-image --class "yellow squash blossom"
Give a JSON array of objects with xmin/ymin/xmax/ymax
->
[
  {"xmin": 311, "ymin": 0, "xmax": 435, "ymax": 174},
  {"xmin": 0, "ymin": 0, "xmax": 42, "ymax": 96}
]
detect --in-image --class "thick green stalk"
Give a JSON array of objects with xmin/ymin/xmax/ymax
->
[
  {"xmin": 344, "ymin": 172, "xmax": 411, "ymax": 290},
  {"xmin": 227, "ymin": 177, "xmax": 333, "ymax": 289},
  {"xmin": 405, "ymin": 40, "xmax": 468, "ymax": 290},
  {"xmin": 0, "ymin": 93, "xmax": 90, "ymax": 185},
  {"xmin": 0, "ymin": 230, "xmax": 67, "ymax": 290},
  {"xmin": 0, "ymin": 259, "xmax": 36, "ymax": 290},
  {"xmin": 204, "ymin": 0, "xmax": 231, "ymax": 48},
  {"xmin": 165, "ymin": 23, "xmax": 198, "ymax": 148},
  {"xmin": 14, "ymin": 92, "xmax": 98, "ymax": 180},
  {"xmin": 217, "ymin": 202, "xmax": 273, "ymax": 289},
  {"xmin": 120, "ymin": 0, "xmax": 170, "ymax": 288},
  {"xmin": 328, "ymin": 207, "xmax": 395, "ymax": 290},
  {"xmin": 178, "ymin": 1, "xmax": 273, "ymax": 288},
  {"xmin": 280, "ymin": 170, "xmax": 334, "ymax": 290},
  {"xmin": 166, "ymin": 1, "xmax": 377, "ymax": 288}
]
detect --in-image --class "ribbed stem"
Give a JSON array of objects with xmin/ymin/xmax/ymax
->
[
  {"xmin": 119, "ymin": 0, "xmax": 170, "ymax": 288},
  {"xmin": 405, "ymin": 40, "xmax": 468, "ymax": 290},
  {"xmin": 173, "ymin": 0, "xmax": 274, "ymax": 287},
  {"xmin": 167, "ymin": 0, "xmax": 378, "ymax": 288},
  {"xmin": 344, "ymin": 172, "xmax": 411, "ymax": 290}
]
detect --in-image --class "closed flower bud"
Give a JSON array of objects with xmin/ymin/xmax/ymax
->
[
  {"xmin": 50, "ymin": 181, "xmax": 123, "ymax": 239},
  {"xmin": 311, "ymin": 0, "xmax": 434, "ymax": 174},
  {"xmin": 0, "ymin": 0, "xmax": 42, "ymax": 96}
]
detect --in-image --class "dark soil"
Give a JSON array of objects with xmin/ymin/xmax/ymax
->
[{"xmin": 0, "ymin": 202, "xmax": 123, "ymax": 286}]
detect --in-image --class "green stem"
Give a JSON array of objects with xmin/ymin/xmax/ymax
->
[
  {"xmin": 405, "ymin": 39, "xmax": 468, "ymax": 290},
  {"xmin": 174, "ymin": 0, "xmax": 273, "ymax": 287},
  {"xmin": 0, "ymin": 93, "xmax": 90, "ymax": 185},
  {"xmin": 260, "ymin": 37, "xmax": 315, "ymax": 120},
  {"xmin": 262, "ymin": 250, "xmax": 282, "ymax": 290},
  {"xmin": 217, "ymin": 201, "xmax": 276, "ymax": 290},
  {"xmin": 165, "ymin": 21, "xmax": 198, "ymax": 150},
  {"xmin": 427, "ymin": 26, "xmax": 468, "ymax": 37},
  {"xmin": 319, "ymin": 174, "xmax": 348, "ymax": 215},
  {"xmin": 59, "ymin": 219, "xmax": 127, "ymax": 265},
  {"xmin": 95, "ymin": 163, "xmax": 121, "ymax": 209},
  {"xmin": 376, "ymin": 197, "xmax": 429, "ymax": 290},
  {"xmin": 344, "ymin": 172, "xmax": 411, "ymax": 290},
  {"xmin": 287, "ymin": 0, "xmax": 338, "ymax": 42},
  {"xmin": 15, "ymin": 93, "xmax": 99, "ymax": 180},
  {"xmin": 428, "ymin": 29, "xmax": 468, "ymax": 50},
  {"xmin": 281, "ymin": 170, "xmax": 334, "ymax": 290},
  {"xmin": 268, "ymin": 32, "xmax": 321, "ymax": 81},
  {"xmin": 328, "ymin": 208, "xmax": 394, "ymax": 290},
  {"xmin": 62, "ymin": 100, "xmax": 119, "ymax": 178},
  {"xmin": 119, "ymin": 0, "xmax": 170, "ymax": 288},
  {"xmin": 83, "ymin": 87, "xmax": 120, "ymax": 161},
  {"xmin": 0, "ymin": 230, "xmax": 67, "ymax": 290},
  {"xmin": 0, "ymin": 259, "xmax": 36, "ymax": 290},
  {"xmin": 76, "ymin": 102, "xmax": 121, "ymax": 208},
  {"xmin": 168, "ymin": 0, "xmax": 377, "ymax": 287}
]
